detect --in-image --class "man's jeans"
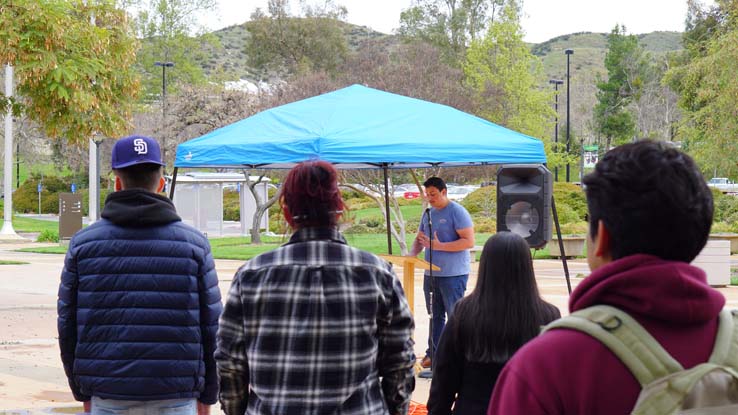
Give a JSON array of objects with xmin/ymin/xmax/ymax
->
[
  {"xmin": 91, "ymin": 397, "xmax": 196, "ymax": 415},
  {"xmin": 423, "ymin": 274, "xmax": 468, "ymax": 358}
]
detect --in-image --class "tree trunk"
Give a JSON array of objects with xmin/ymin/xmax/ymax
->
[
  {"xmin": 243, "ymin": 169, "xmax": 281, "ymax": 245},
  {"xmin": 251, "ymin": 205, "xmax": 268, "ymax": 244}
]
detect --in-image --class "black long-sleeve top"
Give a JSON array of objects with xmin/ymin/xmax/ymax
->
[{"xmin": 427, "ymin": 303, "xmax": 561, "ymax": 414}]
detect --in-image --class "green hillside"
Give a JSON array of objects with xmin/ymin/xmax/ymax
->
[
  {"xmin": 192, "ymin": 20, "xmax": 394, "ymax": 81},
  {"xmin": 529, "ymin": 31, "xmax": 683, "ymax": 141},
  {"xmin": 190, "ymin": 22, "xmax": 683, "ymax": 85},
  {"xmin": 156, "ymin": 23, "xmax": 683, "ymax": 143},
  {"xmin": 533, "ymin": 31, "xmax": 682, "ymax": 80}
]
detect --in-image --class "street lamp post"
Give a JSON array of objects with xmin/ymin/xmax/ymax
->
[
  {"xmin": 565, "ymin": 49, "xmax": 574, "ymax": 182},
  {"xmin": 1, "ymin": 64, "xmax": 20, "ymax": 239},
  {"xmin": 154, "ymin": 61, "xmax": 174, "ymax": 169},
  {"xmin": 92, "ymin": 136, "xmax": 103, "ymax": 221},
  {"xmin": 88, "ymin": 136, "xmax": 104, "ymax": 224},
  {"xmin": 16, "ymin": 139, "xmax": 20, "ymax": 189},
  {"xmin": 549, "ymin": 79, "xmax": 564, "ymax": 182}
]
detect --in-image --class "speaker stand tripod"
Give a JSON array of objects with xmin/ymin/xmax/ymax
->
[{"xmin": 551, "ymin": 196, "xmax": 572, "ymax": 294}]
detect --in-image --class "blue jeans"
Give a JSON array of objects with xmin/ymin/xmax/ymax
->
[
  {"xmin": 423, "ymin": 274, "xmax": 468, "ymax": 359},
  {"xmin": 91, "ymin": 397, "xmax": 196, "ymax": 415}
]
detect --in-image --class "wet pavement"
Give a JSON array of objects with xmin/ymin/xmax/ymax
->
[{"xmin": 0, "ymin": 240, "xmax": 735, "ymax": 413}]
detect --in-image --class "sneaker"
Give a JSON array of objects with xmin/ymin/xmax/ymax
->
[{"xmin": 421, "ymin": 356, "xmax": 432, "ymax": 368}]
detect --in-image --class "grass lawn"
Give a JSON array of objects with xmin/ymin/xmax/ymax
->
[
  {"xmin": 15, "ymin": 163, "xmax": 73, "ymax": 185},
  {"xmin": 348, "ymin": 203, "xmax": 424, "ymax": 222},
  {"xmin": 213, "ymin": 233, "xmax": 501, "ymax": 259},
  {"xmin": 12, "ymin": 216, "xmax": 59, "ymax": 233},
  {"xmin": 16, "ymin": 231, "xmax": 569, "ymax": 261},
  {"xmin": 17, "ymin": 246, "xmax": 68, "ymax": 255},
  {"xmin": 11, "ymin": 204, "xmax": 578, "ymax": 260},
  {"xmin": 0, "ymin": 260, "xmax": 29, "ymax": 265}
]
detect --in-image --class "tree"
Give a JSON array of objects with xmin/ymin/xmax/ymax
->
[
  {"xmin": 463, "ymin": 3, "xmax": 553, "ymax": 146},
  {"xmin": 664, "ymin": 0, "xmax": 738, "ymax": 177},
  {"xmin": 340, "ymin": 41, "xmax": 476, "ymax": 112},
  {"xmin": 274, "ymin": 40, "xmax": 478, "ymax": 253},
  {"xmin": 399, "ymin": 0, "xmax": 509, "ymax": 63},
  {"xmin": 129, "ymin": 0, "xmax": 219, "ymax": 167},
  {"xmin": 244, "ymin": 0, "xmax": 349, "ymax": 77},
  {"xmin": 628, "ymin": 57, "xmax": 679, "ymax": 142},
  {"xmin": 161, "ymin": 84, "xmax": 260, "ymax": 159},
  {"xmin": 339, "ymin": 171, "xmax": 435, "ymax": 256},
  {"xmin": 240, "ymin": 170, "xmax": 281, "ymax": 245},
  {"xmin": 0, "ymin": 0, "xmax": 140, "ymax": 144},
  {"xmin": 131, "ymin": 0, "xmax": 217, "ymax": 95},
  {"xmin": 594, "ymin": 25, "xmax": 644, "ymax": 149}
]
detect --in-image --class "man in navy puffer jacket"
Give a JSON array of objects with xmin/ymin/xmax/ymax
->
[{"xmin": 58, "ymin": 135, "xmax": 222, "ymax": 415}]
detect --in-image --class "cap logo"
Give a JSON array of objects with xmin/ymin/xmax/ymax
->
[{"xmin": 133, "ymin": 138, "xmax": 148, "ymax": 154}]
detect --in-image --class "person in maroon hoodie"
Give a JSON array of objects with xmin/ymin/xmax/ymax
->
[{"xmin": 487, "ymin": 140, "xmax": 724, "ymax": 415}]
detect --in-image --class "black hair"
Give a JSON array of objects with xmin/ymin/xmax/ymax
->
[
  {"xmin": 423, "ymin": 176, "xmax": 447, "ymax": 192},
  {"xmin": 582, "ymin": 140, "xmax": 713, "ymax": 262},
  {"xmin": 452, "ymin": 232, "xmax": 559, "ymax": 363},
  {"xmin": 114, "ymin": 163, "xmax": 162, "ymax": 191}
]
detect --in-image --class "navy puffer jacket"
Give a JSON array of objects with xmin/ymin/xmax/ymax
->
[{"xmin": 58, "ymin": 189, "xmax": 222, "ymax": 403}]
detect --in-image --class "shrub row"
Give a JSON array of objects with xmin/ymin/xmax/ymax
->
[
  {"xmin": 13, "ymin": 174, "xmax": 109, "ymax": 216},
  {"xmin": 14, "ymin": 175, "xmax": 738, "ymax": 237}
]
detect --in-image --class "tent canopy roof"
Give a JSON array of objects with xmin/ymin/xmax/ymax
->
[{"xmin": 174, "ymin": 84, "xmax": 546, "ymax": 169}]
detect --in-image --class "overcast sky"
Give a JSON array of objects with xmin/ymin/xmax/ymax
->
[{"xmin": 202, "ymin": 0, "xmax": 713, "ymax": 43}]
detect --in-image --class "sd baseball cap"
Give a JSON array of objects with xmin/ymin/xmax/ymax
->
[{"xmin": 111, "ymin": 135, "xmax": 166, "ymax": 169}]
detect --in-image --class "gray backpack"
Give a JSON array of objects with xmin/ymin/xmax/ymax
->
[{"xmin": 543, "ymin": 305, "xmax": 738, "ymax": 414}]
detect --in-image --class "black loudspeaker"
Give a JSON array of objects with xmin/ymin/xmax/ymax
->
[{"xmin": 496, "ymin": 164, "xmax": 553, "ymax": 249}]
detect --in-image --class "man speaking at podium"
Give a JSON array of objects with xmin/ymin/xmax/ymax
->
[{"xmin": 409, "ymin": 177, "xmax": 475, "ymax": 370}]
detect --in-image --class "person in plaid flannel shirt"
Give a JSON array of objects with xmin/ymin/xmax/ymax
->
[{"xmin": 215, "ymin": 160, "xmax": 415, "ymax": 415}]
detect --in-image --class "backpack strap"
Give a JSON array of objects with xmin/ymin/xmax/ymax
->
[
  {"xmin": 543, "ymin": 305, "xmax": 682, "ymax": 386},
  {"xmin": 709, "ymin": 309, "xmax": 738, "ymax": 368}
]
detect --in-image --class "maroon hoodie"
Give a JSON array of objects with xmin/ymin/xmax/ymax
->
[{"xmin": 487, "ymin": 254, "xmax": 726, "ymax": 415}]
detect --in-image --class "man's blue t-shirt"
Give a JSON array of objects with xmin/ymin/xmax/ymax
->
[{"xmin": 418, "ymin": 201, "xmax": 473, "ymax": 277}]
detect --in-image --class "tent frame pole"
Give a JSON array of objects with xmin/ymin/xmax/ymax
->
[
  {"xmin": 383, "ymin": 164, "xmax": 392, "ymax": 255},
  {"xmin": 169, "ymin": 167, "xmax": 179, "ymax": 201}
]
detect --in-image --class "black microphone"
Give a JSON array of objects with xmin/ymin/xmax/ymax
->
[{"xmin": 425, "ymin": 207, "xmax": 431, "ymax": 226}]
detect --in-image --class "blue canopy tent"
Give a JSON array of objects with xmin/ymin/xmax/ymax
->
[{"xmin": 172, "ymin": 84, "xmax": 547, "ymax": 253}]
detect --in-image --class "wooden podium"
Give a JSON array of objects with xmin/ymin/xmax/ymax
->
[{"xmin": 379, "ymin": 255, "xmax": 440, "ymax": 314}]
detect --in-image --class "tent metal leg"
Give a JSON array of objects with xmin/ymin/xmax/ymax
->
[
  {"xmin": 383, "ymin": 164, "xmax": 392, "ymax": 255},
  {"xmin": 169, "ymin": 167, "xmax": 179, "ymax": 201}
]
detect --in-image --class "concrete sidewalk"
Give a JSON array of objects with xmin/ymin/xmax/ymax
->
[{"xmin": 0, "ymin": 241, "xmax": 736, "ymax": 414}]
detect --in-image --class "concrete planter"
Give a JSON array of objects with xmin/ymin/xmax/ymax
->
[
  {"xmin": 709, "ymin": 233, "xmax": 738, "ymax": 254},
  {"xmin": 692, "ymin": 240, "xmax": 731, "ymax": 287},
  {"xmin": 548, "ymin": 236, "xmax": 586, "ymax": 258}
]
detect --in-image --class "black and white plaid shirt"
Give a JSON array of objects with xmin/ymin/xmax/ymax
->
[{"xmin": 215, "ymin": 227, "xmax": 415, "ymax": 415}]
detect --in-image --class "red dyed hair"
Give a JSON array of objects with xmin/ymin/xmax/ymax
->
[{"xmin": 281, "ymin": 160, "xmax": 345, "ymax": 229}]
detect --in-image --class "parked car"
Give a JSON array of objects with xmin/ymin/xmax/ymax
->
[
  {"xmin": 343, "ymin": 183, "xmax": 382, "ymax": 197},
  {"xmin": 392, "ymin": 184, "xmax": 413, "ymax": 198},
  {"xmin": 446, "ymin": 185, "xmax": 477, "ymax": 201},
  {"xmin": 707, "ymin": 177, "xmax": 738, "ymax": 193},
  {"xmin": 403, "ymin": 191, "xmax": 421, "ymax": 200}
]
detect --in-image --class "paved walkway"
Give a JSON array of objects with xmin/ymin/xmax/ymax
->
[{"xmin": 0, "ymin": 241, "xmax": 736, "ymax": 414}]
